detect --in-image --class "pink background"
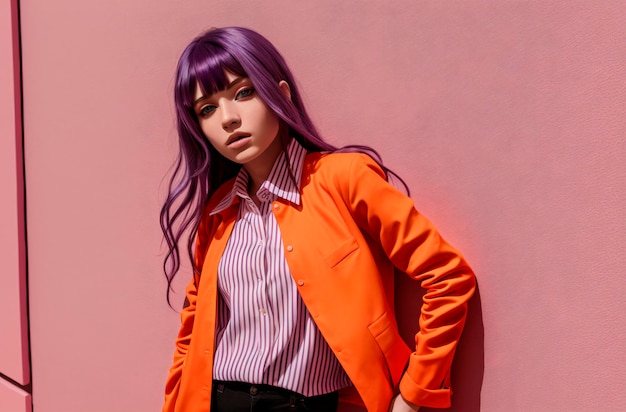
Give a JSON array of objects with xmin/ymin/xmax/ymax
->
[{"xmin": 2, "ymin": 1, "xmax": 625, "ymax": 411}]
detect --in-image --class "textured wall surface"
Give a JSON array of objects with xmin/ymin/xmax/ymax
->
[{"xmin": 18, "ymin": 1, "xmax": 626, "ymax": 411}]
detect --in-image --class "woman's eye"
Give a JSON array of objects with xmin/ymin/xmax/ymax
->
[
  {"xmin": 236, "ymin": 88, "xmax": 255, "ymax": 99},
  {"xmin": 199, "ymin": 105, "xmax": 216, "ymax": 117}
]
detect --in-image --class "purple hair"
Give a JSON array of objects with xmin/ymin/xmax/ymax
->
[{"xmin": 160, "ymin": 27, "xmax": 408, "ymax": 306}]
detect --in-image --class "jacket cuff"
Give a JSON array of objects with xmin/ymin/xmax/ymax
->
[{"xmin": 399, "ymin": 372, "xmax": 452, "ymax": 408}]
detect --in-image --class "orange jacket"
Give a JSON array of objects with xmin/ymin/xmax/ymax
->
[{"xmin": 163, "ymin": 152, "xmax": 476, "ymax": 412}]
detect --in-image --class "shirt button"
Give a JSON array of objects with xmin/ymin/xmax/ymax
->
[
  {"xmin": 297, "ymin": 279, "xmax": 304, "ymax": 286},
  {"xmin": 259, "ymin": 308, "xmax": 267, "ymax": 315},
  {"xmin": 273, "ymin": 203, "xmax": 279, "ymax": 210},
  {"xmin": 258, "ymin": 240, "xmax": 264, "ymax": 247},
  {"xmin": 286, "ymin": 245, "xmax": 293, "ymax": 252}
]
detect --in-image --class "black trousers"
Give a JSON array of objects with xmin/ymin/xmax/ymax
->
[{"xmin": 211, "ymin": 381, "xmax": 339, "ymax": 412}]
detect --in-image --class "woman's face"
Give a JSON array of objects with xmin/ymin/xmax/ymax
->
[{"xmin": 193, "ymin": 71, "xmax": 285, "ymax": 173}]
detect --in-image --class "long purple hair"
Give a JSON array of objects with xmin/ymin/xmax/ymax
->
[{"xmin": 160, "ymin": 27, "xmax": 408, "ymax": 306}]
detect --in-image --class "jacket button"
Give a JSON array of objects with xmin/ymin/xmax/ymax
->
[
  {"xmin": 297, "ymin": 279, "xmax": 304, "ymax": 286},
  {"xmin": 286, "ymin": 245, "xmax": 293, "ymax": 252}
]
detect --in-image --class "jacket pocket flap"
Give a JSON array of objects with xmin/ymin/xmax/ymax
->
[
  {"xmin": 324, "ymin": 238, "xmax": 359, "ymax": 268},
  {"xmin": 368, "ymin": 312, "xmax": 394, "ymax": 354}
]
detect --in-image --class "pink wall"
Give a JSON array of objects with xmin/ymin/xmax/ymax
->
[
  {"xmin": 16, "ymin": 1, "xmax": 626, "ymax": 411},
  {"xmin": 0, "ymin": 0, "xmax": 31, "ymax": 409},
  {"xmin": 0, "ymin": 380, "xmax": 31, "ymax": 412}
]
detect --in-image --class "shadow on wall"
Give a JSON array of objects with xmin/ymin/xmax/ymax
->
[{"xmin": 395, "ymin": 272, "xmax": 485, "ymax": 412}]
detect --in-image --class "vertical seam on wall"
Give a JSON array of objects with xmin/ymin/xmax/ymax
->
[
  {"xmin": 0, "ymin": 5, "xmax": 31, "ymax": 406},
  {"xmin": 15, "ymin": 0, "xmax": 33, "ymax": 400}
]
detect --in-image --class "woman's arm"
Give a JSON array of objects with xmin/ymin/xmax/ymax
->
[
  {"xmin": 344, "ymin": 154, "xmax": 476, "ymax": 408},
  {"xmin": 162, "ymin": 215, "xmax": 212, "ymax": 412},
  {"xmin": 162, "ymin": 277, "xmax": 199, "ymax": 412}
]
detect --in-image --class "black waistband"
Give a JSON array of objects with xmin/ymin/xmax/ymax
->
[{"xmin": 213, "ymin": 380, "xmax": 337, "ymax": 399}]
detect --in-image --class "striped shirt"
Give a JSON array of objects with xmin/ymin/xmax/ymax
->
[{"xmin": 211, "ymin": 140, "xmax": 352, "ymax": 396}]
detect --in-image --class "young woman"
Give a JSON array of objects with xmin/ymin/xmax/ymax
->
[{"xmin": 160, "ymin": 26, "xmax": 476, "ymax": 412}]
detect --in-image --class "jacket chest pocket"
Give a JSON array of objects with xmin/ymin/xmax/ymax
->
[{"xmin": 324, "ymin": 238, "xmax": 359, "ymax": 268}]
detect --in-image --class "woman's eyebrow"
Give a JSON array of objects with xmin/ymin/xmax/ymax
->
[
  {"xmin": 194, "ymin": 77, "xmax": 248, "ymax": 106},
  {"xmin": 226, "ymin": 76, "xmax": 247, "ymax": 89}
]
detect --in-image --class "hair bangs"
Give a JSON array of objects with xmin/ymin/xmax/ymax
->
[{"xmin": 185, "ymin": 42, "xmax": 246, "ymax": 106}]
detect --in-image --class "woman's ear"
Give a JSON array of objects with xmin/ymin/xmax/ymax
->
[{"xmin": 279, "ymin": 80, "xmax": 291, "ymax": 101}]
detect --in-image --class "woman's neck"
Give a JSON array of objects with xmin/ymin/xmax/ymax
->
[{"xmin": 244, "ymin": 135, "xmax": 285, "ymax": 199}]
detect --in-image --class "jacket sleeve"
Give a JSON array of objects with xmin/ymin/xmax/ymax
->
[
  {"xmin": 344, "ymin": 154, "xmax": 476, "ymax": 408},
  {"xmin": 162, "ymin": 216, "xmax": 211, "ymax": 412}
]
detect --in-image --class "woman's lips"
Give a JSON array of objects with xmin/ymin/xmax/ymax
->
[{"xmin": 226, "ymin": 134, "xmax": 251, "ymax": 148}]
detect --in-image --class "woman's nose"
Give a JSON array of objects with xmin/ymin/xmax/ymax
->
[{"xmin": 221, "ymin": 103, "xmax": 241, "ymax": 131}]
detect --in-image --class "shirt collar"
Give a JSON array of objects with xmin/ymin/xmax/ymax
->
[{"xmin": 210, "ymin": 138, "xmax": 307, "ymax": 215}]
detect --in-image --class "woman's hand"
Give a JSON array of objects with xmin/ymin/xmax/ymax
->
[{"xmin": 389, "ymin": 394, "xmax": 420, "ymax": 412}]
